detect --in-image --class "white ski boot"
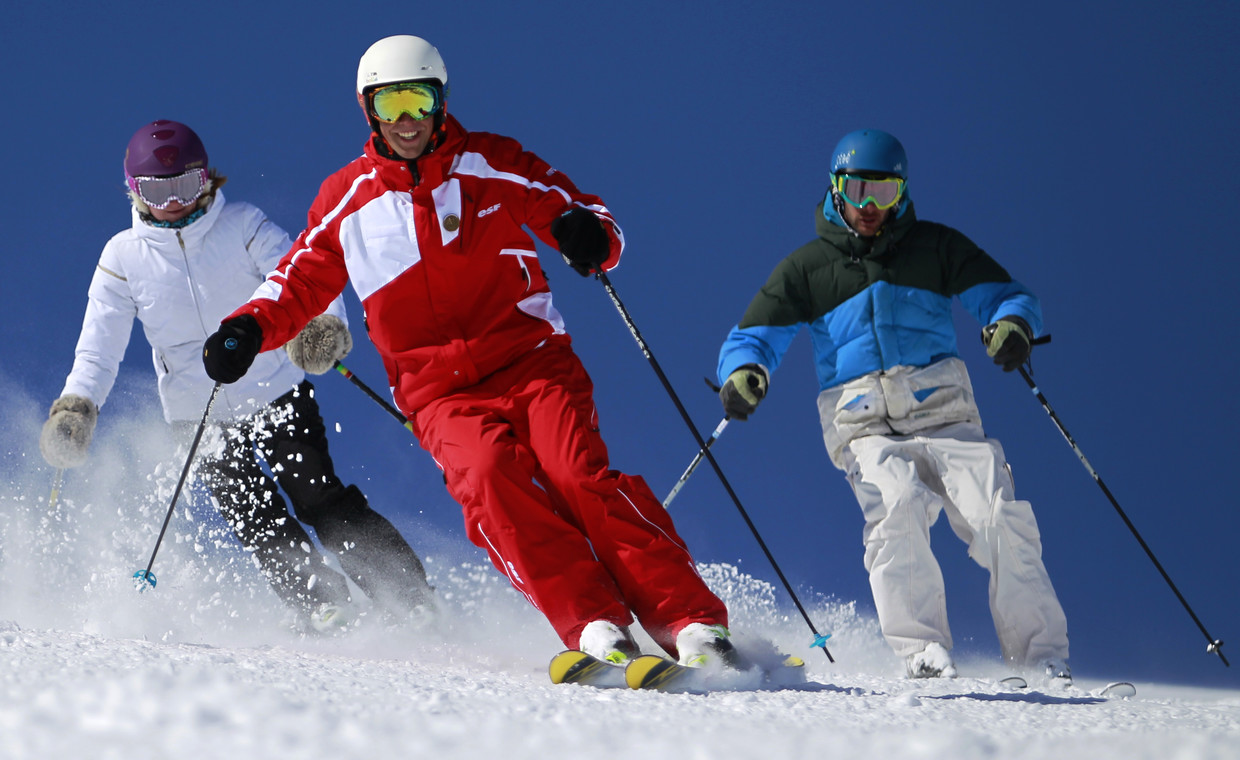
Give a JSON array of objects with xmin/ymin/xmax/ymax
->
[
  {"xmin": 905, "ymin": 642, "xmax": 958, "ymax": 678},
  {"xmin": 578, "ymin": 620, "xmax": 640, "ymax": 665},
  {"xmin": 1040, "ymin": 658, "xmax": 1073, "ymax": 686},
  {"xmin": 675, "ymin": 623, "xmax": 741, "ymax": 669}
]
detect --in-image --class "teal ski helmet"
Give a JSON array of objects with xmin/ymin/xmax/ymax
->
[{"xmin": 830, "ymin": 129, "xmax": 908, "ymax": 179}]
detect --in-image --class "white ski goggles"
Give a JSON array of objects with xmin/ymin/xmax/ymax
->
[{"xmin": 127, "ymin": 168, "xmax": 208, "ymax": 209}]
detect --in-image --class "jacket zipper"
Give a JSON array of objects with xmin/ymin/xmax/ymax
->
[
  {"xmin": 176, "ymin": 231, "xmax": 223, "ymax": 406},
  {"xmin": 177, "ymin": 231, "xmax": 212, "ymax": 339},
  {"xmin": 859, "ymin": 239, "xmax": 888, "ymax": 373}
]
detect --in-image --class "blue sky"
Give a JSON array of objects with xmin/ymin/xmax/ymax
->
[{"xmin": 3, "ymin": 1, "xmax": 1237, "ymax": 686}]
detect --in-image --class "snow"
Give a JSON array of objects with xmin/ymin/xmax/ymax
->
[
  {"xmin": 3, "ymin": 389, "xmax": 1239, "ymax": 760},
  {"xmin": 4, "ymin": 543, "xmax": 1239, "ymax": 759},
  {"xmin": 4, "ymin": 611, "xmax": 1240, "ymax": 760}
]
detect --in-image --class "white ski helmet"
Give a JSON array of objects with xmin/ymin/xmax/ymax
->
[{"xmin": 356, "ymin": 35, "xmax": 448, "ymax": 97}]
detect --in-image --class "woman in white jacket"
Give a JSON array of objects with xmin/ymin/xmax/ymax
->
[{"xmin": 39, "ymin": 120, "xmax": 433, "ymax": 631}]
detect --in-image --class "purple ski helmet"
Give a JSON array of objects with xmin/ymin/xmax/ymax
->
[{"xmin": 123, "ymin": 120, "xmax": 208, "ymax": 182}]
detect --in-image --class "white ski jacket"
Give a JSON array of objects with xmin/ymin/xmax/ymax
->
[{"xmin": 61, "ymin": 190, "xmax": 345, "ymax": 423}]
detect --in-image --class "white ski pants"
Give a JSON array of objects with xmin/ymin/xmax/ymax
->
[{"xmin": 839, "ymin": 422, "xmax": 1069, "ymax": 666}]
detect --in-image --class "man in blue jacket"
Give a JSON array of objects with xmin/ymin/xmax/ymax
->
[{"xmin": 716, "ymin": 129, "xmax": 1070, "ymax": 681}]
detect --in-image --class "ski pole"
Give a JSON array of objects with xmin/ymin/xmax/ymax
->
[
  {"xmin": 333, "ymin": 360, "xmax": 414, "ymax": 433},
  {"xmin": 595, "ymin": 270, "xmax": 834, "ymax": 662},
  {"xmin": 133, "ymin": 382, "xmax": 221, "ymax": 592},
  {"xmin": 48, "ymin": 468, "xmax": 65, "ymax": 510},
  {"xmin": 1018, "ymin": 365, "xmax": 1229, "ymax": 667},
  {"xmin": 663, "ymin": 416, "xmax": 729, "ymax": 508}
]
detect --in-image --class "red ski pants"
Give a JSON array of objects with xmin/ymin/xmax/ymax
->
[{"xmin": 410, "ymin": 343, "xmax": 726, "ymax": 655}]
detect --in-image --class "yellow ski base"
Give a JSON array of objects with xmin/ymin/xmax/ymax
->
[
  {"xmin": 625, "ymin": 653, "xmax": 806, "ymax": 692},
  {"xmin": 549, "ymin": 649, "xmax": 627, "ymax": 687},
  {"xmin": 624, "ymin": 654, "xmax": 686, "ymax": 690}
]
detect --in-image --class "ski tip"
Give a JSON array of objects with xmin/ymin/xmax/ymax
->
[
  {"xmin": 998, "ymin": 675, "xmax": 1028, "ymax": 689},
  {"xmin": 549, "ymin": 649, "xmax": 594, "ymax": 685},
  {"xmin": 1099, "ymin": 681, "xmax": 1136, "ymax": 698},
  {"xmin": 763, "ymin": 655, "xmax": 808, "ymax": 687},
  {"xmin": 549, "ymin": 649, "xmax": 632, "ymax": 688},
  {"xmin": 625, "ymin": 654, "xmax": 681, "ymax": 690}
]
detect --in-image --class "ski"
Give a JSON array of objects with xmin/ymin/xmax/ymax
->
[
  {"xmin": 1041, "ymin": 679, "xmax": 1135, "ymax": 694},
  {"xmin": 624, "ymin": 654, "xmax": 690, "ymax": 691},
  {"xmin": 907, "ymin": 675, "xmax": 1027, "ymax": 691},
  {"xmin": 995, "ymin": 675, "xmax": 1136, "ymax": 699},
  {"xmin": 1096, "ymin": 681, "xmax": 1137, "ymax": 698},
  {"xmin": 550, "ymin": 648, "xmax": 1135, "ymax": 699},
  {"xmin": 1042, "ymin": 680, "xmax": 1137, "ymax": 699},
  {"xmin": 548, "ymin": 649, "xmax": 628, "ymax": 689},
  {"xmin": 623, "ymin": 653, "xmax": 805, "ymax": 693}
]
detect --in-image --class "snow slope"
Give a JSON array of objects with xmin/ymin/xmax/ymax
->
[
  {"xmin": 3, "ymin": 593, "xmax": 1239, "ymax": 760},
  {"xmin": 3, "ymin": 385, "xmax": 1238, "ymax": 760}
]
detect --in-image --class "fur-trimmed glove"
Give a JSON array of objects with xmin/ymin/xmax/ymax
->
[
  {"xmin": 39, "ymin": 394, "xmax": 98, "ymax": 469},
  {"xmin": 551, "ymin": 207, "xmax": 610, "ymax": 276},
  {"xmin": 982, "ymin": 316, "xmax": 1033, "ymax": 372},
  {"xmin": 285, "ymin": 314, "xmax": 353, "ymax": 375},
  {"xmin": 719, "ymin": 364, "xmax": 768, "ymax": 421}
]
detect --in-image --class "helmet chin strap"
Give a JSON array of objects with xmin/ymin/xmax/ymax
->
[
  {"xmin": 831, "ymin": 191, "xmax": 862, "ymax": 236},
  {"xmin": 365, "ymin": 110, "xmax": 400, "ymax": 160},
  {"xmin": 370, "ymin": 130, "xmax": 400, "ymax": 161}
]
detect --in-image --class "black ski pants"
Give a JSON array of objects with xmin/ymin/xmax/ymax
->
[{"xmin": 192, "ymin": 381, "xmax": 433, "ymax": 618}]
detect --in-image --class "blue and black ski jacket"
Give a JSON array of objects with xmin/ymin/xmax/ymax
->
[{"xmin": 717, "ymin": 194, "xmax": 1042, "ymax": 391}]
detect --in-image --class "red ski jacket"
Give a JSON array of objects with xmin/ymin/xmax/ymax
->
[{"xmin": 229, "ymin": 115, "xmax": 623, "ymax": 414}]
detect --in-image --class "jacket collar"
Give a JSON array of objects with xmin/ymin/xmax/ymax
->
[
  {"xmin": 363, "ymin": 114, "xmax": 467, "ymax": 189},
  {"xmin": 131, "ymin": 189, "xmax": 226, "ymax": 247},
  {"xmin": 816, "ymin": 191, "xmax": 917, "ymax": 259}
]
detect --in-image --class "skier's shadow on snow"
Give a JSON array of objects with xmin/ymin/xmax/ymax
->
[
  {"xmin": 767, "ymin": 682, "xmax": 879, "ymax": 695},
  {"xmin": 926, "ymin": 691, "xmax": 1107, "ymax": 706},
  {"xmin": 766, "ymin": 684, "xmax": 1106, "ymax": 705}
]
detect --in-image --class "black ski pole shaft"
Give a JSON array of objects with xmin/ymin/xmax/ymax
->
[
  {"xmin": 136, "ymin": 382, "xmax": 221, "ymax": 590},
  {"xmin": 663, "ymin": 417, "xmax": 729, "ymax": 508},
  {"xmin": 596, "ymin": 271, "xmax": 834, "ymax": 662},
  {"xmin": 1018, "ymin": 365, "xmax": 1228, "ymax": 667},
  {"xmin": 333, "ymin": 360, "xmax": 413, "ymax": 432}
]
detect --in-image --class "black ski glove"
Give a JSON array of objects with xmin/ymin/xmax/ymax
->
[
  {"xmin": 203, "ymin": 314, "xmax": 263, "ymax": 384},
  {"xmin": 551, "ymin": 207, "xmax": 610, "ymax": 276},
  {"xmin": 719, "ymin": 364, "xmax": 768, "ymax": 420},
  {"xmin": 982, "ymin": 316, "xmax": 1032, "ymax": 372}
]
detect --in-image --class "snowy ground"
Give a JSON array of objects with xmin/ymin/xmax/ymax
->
[
  {"xmin": 3, "ymin": 589, "xmax": 1239, "ymax": 760},
  {"xmin": 3, "ymin": 516, "xmax": 1239, "ymax": 760},
  {"xmin": 2, "ymin": 396, "xmax": 1238, "ymax": 760}
]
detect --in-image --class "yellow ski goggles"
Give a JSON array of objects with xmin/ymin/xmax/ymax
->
[
  {"xmin": 368, "ymin": 82, "xmax": 442, "ymax": 123},
  {"xmin": 833, "ymin": 173, "xmax": 906, "ymax": 210}
]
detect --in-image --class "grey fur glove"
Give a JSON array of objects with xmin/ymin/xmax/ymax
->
[
  {"xmin": 39, "ymin": 394, "xmax": 98, "ymax": 469},
  {"xmin": 285, "ymin": 314, "xmax": 353, "ymax": 375}
]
